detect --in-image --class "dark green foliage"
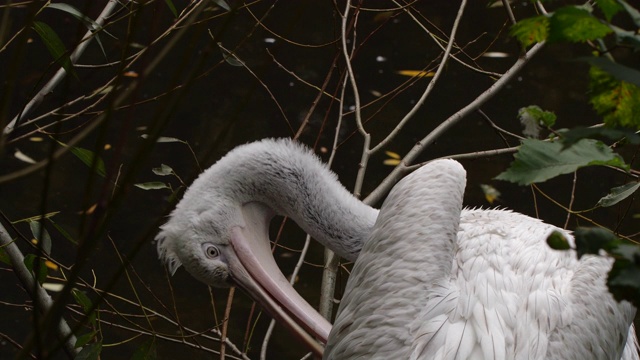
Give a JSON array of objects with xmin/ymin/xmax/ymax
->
[
  {"xmin": 72, "ymin": 289, "xmax": 97, "ymax": 328},
  {"xmin": 495, "ymin": 138, "xmax": 627, "ymax": 185},
  {"xmin": 29, "ymin": 221, "xmax": 52, "ymax": 256},
  {"xmin": 559, "ymin": 127, "xmax": 640, "ymax": 147},
  {"xmin": 130, "ymin": 339, "xmax": 157, "ymax": 360},
  {"xmin": 595, "ymin": 0, "xmax": 624, "ymax": 22},
  {"xmin": 596, "ymin": 182, "xmax": 640, "ymax": 207},
  {"xmin": 548, "ymin": 7, "xmax": 612, "ymax": 42},
  {"xmin": 574, "ymin": 227, "xmax": 620, "ymax": 258},
  {"xmin": 75, "ymin": 342, "xmax": 102, "ymax": 360},
  {"xmin": 32, "ymin": 21, "xmax": 77, "ymax": 78},
  {"xmin": 23, "ymin": 254, "xmax": 48, "ymax": 285},
  {"xmin": 547, "ymin": 231, "xmax": 571, "ymax": 250},
  {"xmin": 549, "ymin": 227, "xmax": 640, "ymax": 307},
  {"xmin": 607, "ymin": 243, "xmax": 640, "ymax": 307},
  {"xmin": 589, "ymin": 66, "xmax": 640, "ymax": 129},
  {"xmin": 510, "ymin": 16, "xmax": 549, "ymax": 48}
]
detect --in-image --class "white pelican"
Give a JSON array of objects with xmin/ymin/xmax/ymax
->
[{"xmin": 156, "ymin": 138, "xmax": 638, "ymax": 359}]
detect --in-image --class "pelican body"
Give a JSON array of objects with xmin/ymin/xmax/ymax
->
[
  {"xmin": 325, "ymin": 159, "xmax": 638, "ymax": 360},
  {"xmin": 156, "ymin": 138, "xmax": 638, "ymax": 359}
]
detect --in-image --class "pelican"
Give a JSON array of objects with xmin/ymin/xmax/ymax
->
[{"xmin": 156, "ymin": 138, "xmax": 638, "ymax": 359}]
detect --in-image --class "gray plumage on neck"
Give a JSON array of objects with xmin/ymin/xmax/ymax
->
[{"xmin": 158, "ymin": 138, "xmax": 378, "ymax": 269}]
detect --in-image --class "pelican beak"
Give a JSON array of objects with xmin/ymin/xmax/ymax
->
[{"xmin": 227, "ymin": 205, "xmax": 331, "ymax": 357}]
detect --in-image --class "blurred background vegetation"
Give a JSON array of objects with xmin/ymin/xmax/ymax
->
[{"xmin": 0, "ymin": 0, "xmax": 639, "ymax": 359}]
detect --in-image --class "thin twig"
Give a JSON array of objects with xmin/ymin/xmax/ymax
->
[
  {"xmin": 3, "ymin": 0, "xmax": 125, "ymax": 135},
  {"xmin": 318, "ymin": 72, "xmax": 352, "ymax": 321},
  {"xmin": 365, "ymin": 41, "xmax": 545, "ymax": 205},
  {"xmin": 564, "ymin": 172, "xmax": 578, "ymax": 229},
  {"xmin": 0, "ymin": 221, "xmax": 79, "ymax": 357},
  {"xmin": 371, "ymin": 0, "xmax": 468, "ymax": 154}
]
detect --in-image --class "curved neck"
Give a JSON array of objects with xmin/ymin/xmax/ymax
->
[{"xmin": 202, "ymin": 139, "xmax": 379, "ymax": 261}]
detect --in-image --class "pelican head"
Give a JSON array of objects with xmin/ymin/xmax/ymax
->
[
  {"xmin": 156, "ymin": 189, "xmax": 327, "ymax": 356},
  {"xmin": 154, "ymin": 139, "xmax": 378, "ymax": 357}
]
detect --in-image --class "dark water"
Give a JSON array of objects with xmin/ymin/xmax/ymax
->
[{"xmin": 1, "ymin": 1, "xmax": 638, "ymax": 359}]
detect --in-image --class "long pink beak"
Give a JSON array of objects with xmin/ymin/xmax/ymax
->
[{"xmin": 227, "ymin": 204, "xmax": 331, "ymax": 357}]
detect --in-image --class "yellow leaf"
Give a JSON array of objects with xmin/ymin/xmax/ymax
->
[
  {"xmin": 373, "ymin": 11, "xmax": 394, "ymax": 23},
  {"xmin": 480, "ymin": 184, "xmax": 501, "ymax": 205},
  {"xmin": 383, "ymin": 159, "xmax": 401, "ymax": 166},
  {"xmin": 385, "ymin": 151, "xmax": 401, "ymax": 159},
  {"xmin": 84, "ymin": 204, "xmax": 97, "ymax": 215},
  {"xmin": 396, "ymin": 70, "xmax": 435, "ymax": 78},
  {"xmin": 29, "ymin": 137, "xmax": 44, "ymax": 142},
  {"xmin": 44, "ymin": 260, "xmax": 59, "ymax": 271}
]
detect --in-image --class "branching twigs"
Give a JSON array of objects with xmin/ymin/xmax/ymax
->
[
  {"xmin": 365, "ymin": 40, "xmax": 545, "ymax": 205},
  {"xmin": 393, "ymin": 0, "xmax": 503, "ymax": 78},
  {"xmin": 371, "ymin": 0, "xmax": 466, "ymax": 154},
  {"xmin": 318, "ymin": 73, "xmax": 352, "ymax": 321},
  {"xmin": 3, "ymin": 0, "xmax": 125, "ymax": 136},
  {"xmin": 10, "ymin": 1, "xmax": 218, "ymax": 358},
  {"xmin": 0, "ymin": 221, "xmax": 78, "ymax": 358}
]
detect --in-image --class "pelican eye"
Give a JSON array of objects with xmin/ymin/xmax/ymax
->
[{"xmin": 202, "ymin": 244, "xmax": 220, "ymax": 259}]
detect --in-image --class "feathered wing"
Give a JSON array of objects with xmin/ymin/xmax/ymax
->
[
  {"xmin": 409, "ymin": 209, "xmax": 638, "ymax": 360},
  {"xmin": 326, "ymin": 159, "xmax": 637, "ymax": 360},
  {"xmin": 325, "ymin": 159, "xmax": 467, "ymax": 359}
]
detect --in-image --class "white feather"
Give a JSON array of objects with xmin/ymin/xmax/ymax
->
[{"xmin": 325, "ymin": 159, "xmax": 638, "ymax": 360}]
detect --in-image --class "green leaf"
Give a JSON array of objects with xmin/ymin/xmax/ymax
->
[
  {"xmin": 574, "ymin": 227, "xmax": 619, "ymax": 258},
  {"xmin": 611, "ymin": 25, "xmax": 640, "ymax": 48},
  {"xmin": 559, "ymin": 126, "xmax": 640, "ymax": 147},
  {"xmin": 23, "ymin": 254, "xmax": 48, "ymax": 285},
  {"xmin": 164, "ymin": 0, "xmax": 178, "ymax": 18},
  {"xmin": 75, "ymin": 341, "xmax": 102, "ymax": 360},
  {"xmin": 548, "ymin": 7, "xmax": 613, "ymax": 43},
  {"xmin": 495, "ymin": 138, "xmax": 627, "ymax": 185},
  {"xmin": 217, "ymin": 42, "xmax": 244, "ymax": 66},
  {"xmin": 607, "ymin": 243, "xmax": 640, "ymax": 307},
  {"xmin": 47, "ymin": 219, "xmax": 78, "ymax": 245},
  {"xmin": 594, "ymin": 0, "xmax": 624, "ymax": 22},
  {"xmin": 135, "ymin": 182, "xmax": 170, "ymax": 190},
  {"xmin": 32, "ymin": 21, "xmax": 77, "ymax": 79},
  {"xmin": 10, "ymin": 211, "xmax": 60, "ymax": 224},
  {"xmin": 70, "ymin": 146, "xmax": 106, "ymax": 177},
  {"xmin": 211, "ymin": 0, "xmax": 231, "ymax": 11},
  {"xmin": 72, "ymin": 289, "xmax": 93, "ymax": 313},
  {"xmin": 518, "ymin": 105, "xmax": 556, "ymax": 138},
  {"xmin": 55, "ymin": 140, "xmax": 106, "ymax": 177},
  {"xmin": 130, "ymin": 339, "xmax": 157, "ymax": 360},
  {"xmin": 589, "ymin": 66, "xmax": 640, "ymax": 129},
  {"xmin": 618, "ymin": 0, "xmax": 640, "ymax": 27},
  {"xmin": 46, "ymin": 3, "xmax": 108, "ymax": 58},
  {"xmin": 510, "ymin": 15, "xmax": 549, "ymax": 48},
  {"xmin": 0, "ymin": 246, "xmax": 11, "ymax": 265},
  {"xmin": 72, "ymin": 289, "xmax": 96, "ymax": 327},
  {"xmin": 582, "ymin": 57, "xmax": 640, "ymax": 88},
  {"xmin": 29, "ymin": 221, "xmax": 52, "ymax": 256},
  {"xmin": 75, "ymin": 331, "xmax": 97, "ymax": 348},
  {"xmin": 596, "ymin": 182, "xmax": 640, "ymax": 207},
  {"xmin": 152, "ymin": 164, "xmax": 174, "ymax": 176},
  {"xmin": 46, "ymin": 3, "xmax": 100, "ymax": 31},
  {"xmin": 547, "ymin": 231, "xmax": 572, "ymax": 250}
]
